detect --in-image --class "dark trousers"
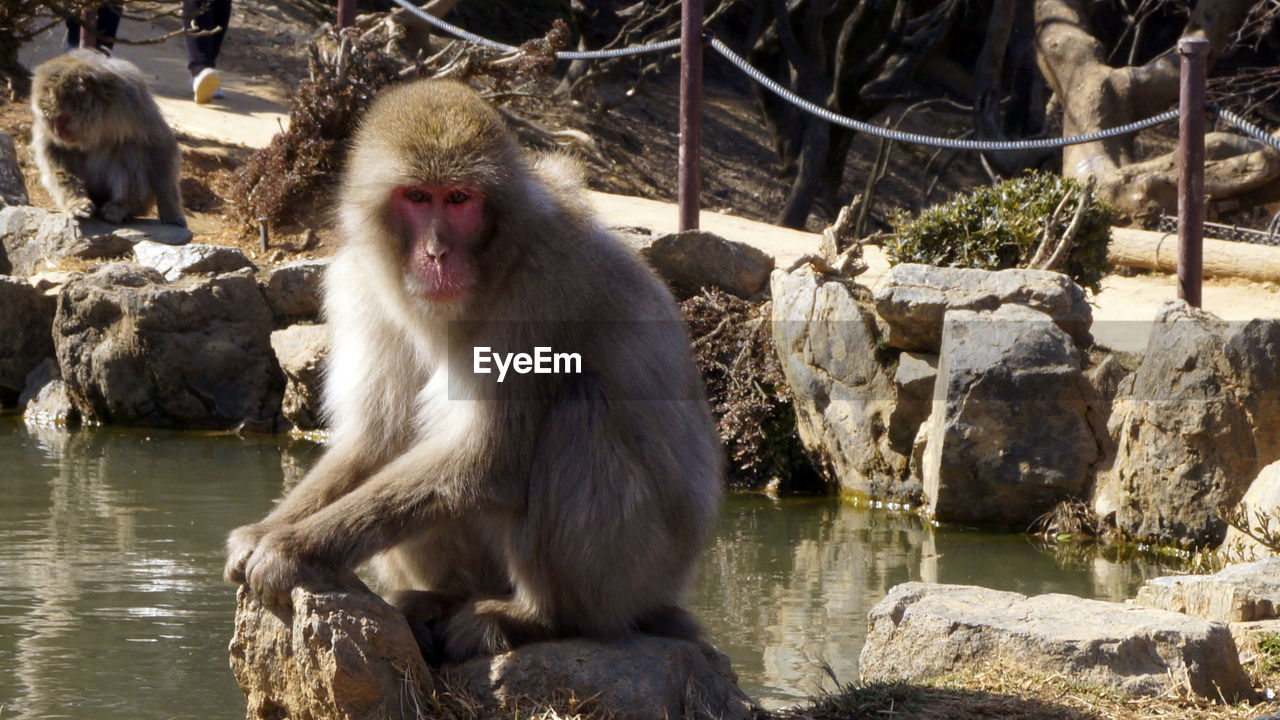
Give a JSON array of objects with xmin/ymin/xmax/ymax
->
[{"xmin": 65, "ymin": 1, "xmax": 232, "ymax": 75}]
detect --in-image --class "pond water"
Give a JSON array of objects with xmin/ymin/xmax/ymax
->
[{"xmin": 0, "ymin": 417, "xmax": 1184, "ymax": 717}]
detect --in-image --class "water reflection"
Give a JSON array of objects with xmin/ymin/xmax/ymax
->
[{"xmin": 0, "ymin": 418, "xmax": 1182, "ymax": 717}]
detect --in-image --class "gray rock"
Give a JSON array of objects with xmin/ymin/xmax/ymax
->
[
  {"xmin": 1135, "ymin": 557, "xmax": 1280, "ymax": 622},
  {"xmin": 887, "ymin": 351, "xmax": 936, "ymax": 455},
  {"xmin": 860, "ymin": 582, "xmax": 1254, "ymax": 702},
  {"xmin": 1108, "ymin": 301, "xmax": 1280, "ymax": 548},
  {"xmin": 446, "ymin": 638, "xmax": 753, "ymax": 720},
  {"xmin": 921, "ymin": 305, "xmax": 1097, "ymax": 525},
  {"xmin": 872, "ymin": 263, "xmax": 1093, "ymax": 353},
  {"xmin": 23, "ymin": 379, "xmax": 79, "ymax": 426},
  {"xmin": 0, "ymin": 131, "xmax": 28, "ymax": 207},
  {"xmin": 54, "ymin": 263, "xmax": 283, "ymax": 429},
  {"xmin": 0, "ymin": 206, "xmax": 191, "ymax": 275},
  {"xmin": 0, "ymin": 276, "xmax": 56, "ymax": 403},
  {"xmin": 628, "ymin": 229, "xmax": 774, "ymax": 299},
  {"xmin": 271, "ymin": 324, "xmax": 328, "ymax": 431},
  {"xmin": 263, "ymin": 258, "xmax": 327, "ymax": 326},
  {"xmin": 230, "ymin": 587, "xmax": 434, "ymax": 720},
  {"xmin": 1223, "ymin": 462, "xmax": 1280, "ymax": 560},
  {"xmin": 132, "ymin": 240, "xmax": 251, "ymax": 281},
  {"xmin": 771, "ymin": 268, "xmax": 913, "ymax": 501},
  {"xmin": 18, "ymin": 357, "xmax": 58, "ymax": 408}
]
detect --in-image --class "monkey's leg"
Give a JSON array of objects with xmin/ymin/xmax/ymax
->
[
  {"xmin": 441, "ymin": 596, "xmax": 552, "ymax": 662},
  {"xmin": 386, "ymin": 589, "xmax": 464, "ymax": 665},
  {"xmin": 39, "ymin": 145, "xmax": 94, "ymax": 219},
  {"xmin": 149, "ymin": 143, "xmax": 186, "ymax": 227}
]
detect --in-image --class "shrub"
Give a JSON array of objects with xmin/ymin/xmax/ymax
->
[{"xmin": 886, "ymin": 173, "xmax": 1113, "ymax": 293}]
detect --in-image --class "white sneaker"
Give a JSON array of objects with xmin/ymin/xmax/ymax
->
[{"xmin": 192, "ymin": 68, "xmax": 220, "ymax": 103}]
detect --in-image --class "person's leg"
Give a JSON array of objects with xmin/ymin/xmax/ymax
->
[
  {"xmin": 183, "ymin": 0, "xmax": 231, "ymax": 74},
  {"xmin": 64, "ymin": 4, "xmax": 121, "ymax": 52}
]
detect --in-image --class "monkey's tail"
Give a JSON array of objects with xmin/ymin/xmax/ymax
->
[{"xmin": 633, "ymin": 604, "xmax": 704, "ymax": 641}]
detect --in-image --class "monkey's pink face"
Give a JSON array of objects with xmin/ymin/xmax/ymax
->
[{"xmin": 394, "ymin": 185, "xmax": 486, "ymax": 302}]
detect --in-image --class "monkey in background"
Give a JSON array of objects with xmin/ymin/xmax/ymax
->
[
  {"xmin": 224, "ymin": 79, "xmax": 723, "ymax": 663},
  {"xmin": 30, "ymin": 50, "xmax": 186, "ymax": 227}
]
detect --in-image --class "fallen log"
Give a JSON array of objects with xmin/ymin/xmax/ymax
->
[{"xmin": 1109, "ymin": 226, "xmax": 1280, "ymax": 284}]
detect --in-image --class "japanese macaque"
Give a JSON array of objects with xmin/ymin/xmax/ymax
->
[
  {"xmin": 224, "ymin": 79, "xmax": 722, "ymax": 663},
  {"xmin": 30, "ymin": 49, "xmax": 186, "ymax": 226}
]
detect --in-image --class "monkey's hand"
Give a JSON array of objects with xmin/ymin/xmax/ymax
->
[
  {"xmin": 224, "ymin": 521, "xmax": 270, "ymax": 584},
  {"xmin": 241, "ymin": 526, "xmax": 342, "ymax": 608},
  {"xmin": 100, "ymin": 200, "xmax": 129, "ymax": 224},
  {"xmin": 63, "ymin": 197, "xmax": 95, "ymax": 220}
]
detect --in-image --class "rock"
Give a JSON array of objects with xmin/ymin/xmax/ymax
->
[
  {"xmin": 887, "ymin": 351, "xmax": 936, "ymax": 455},
  {"xmin": 872, "ymin": 264, "xmax": 1092, "ymax": 353},
  {"xmin": 230, "ymin": 587, "xmax": 435, "ymax": 720},
  {"xmin": 1229, "ymin": 618, "xmax": 1280, "ymax": 660},
  {"xmin": 132, "ymin": 240, "xmax": 252, "ymax": 281},
  {"xmin": 1224, "ymin": 462, "xmax": 1280, "ymax": 560},
  {"xmin": 860, "ymin": 582, "xmax": 1254, "ymax": 702},
  {"xmin": 54, "ymin": 263, "xmax": 283, "ymax": 429},
  {"xmin": 0, "ymin": 131, "xmax": 28, "ymax": 206},
  {"xmin": 27, "ymin": 270, "xmax": 78, "ymax": 295},
  {"xmin": 627, "ymin": 229, "xmax": 774, "ymax": 299},
  {"xmin": 0, "ymin": 276, "xmax": 56, "ymax": 404},
  {"xmin": 1108, "ymin": 301, "xmax": 1280, "ymax": 548},
  {"xmin": 23, "ymin": 379, "xmax": 79, "ymax": 426},
  {"xmin": 446, "ymin": 638, "xmax": 753, "ymax": 720},
  {"xmin": 0, "ymin": 206, "xmax": 191, "ymax": 275},
  {"xmin": 263, "ymin": 259, "xmax": 327, "ymax": 326},
  {"xmin": 921, "ymin": 305, "xmax": 1097, "ymax": 525},
  {"xmin": 1135, "ymin": 557, "xmax": 1280, "ymax": 622},
  {"xmin": 271, "ymin": 324, "xmax": 328, "ymax": 431},
  {"xmin": 771, "ymin": 268, "xmax": 913, "ymax": 501}
]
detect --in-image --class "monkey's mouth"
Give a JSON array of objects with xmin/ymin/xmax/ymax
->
[{"xmin": 52, "ymin": 115, "xmax": 75, "ymax": 143}]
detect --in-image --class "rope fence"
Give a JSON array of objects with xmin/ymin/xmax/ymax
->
[{"xmin": 381, "ymin": 0, "xmax": 1280, "ymax": 304}]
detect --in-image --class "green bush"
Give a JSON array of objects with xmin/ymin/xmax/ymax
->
[{"xmin": 885, "ymin": 173, "xmax": 1113, "ymax": 293}]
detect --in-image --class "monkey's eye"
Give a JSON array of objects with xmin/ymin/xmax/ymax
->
[
  {"xmin": 405, "ymin": 189, "xmax": 429, "ymax": 203},
  {"xmin": 447, "ymin": 191, "xmax": 471, "ymax": 205}
]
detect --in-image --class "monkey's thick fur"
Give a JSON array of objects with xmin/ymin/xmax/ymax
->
[
  {"xmin": 30, "ymin": 50, "xmax": 185, "ymax": 226},
  {"xmin": 226, "ymin": 80, "xmax": 723, "ymax": 662}
]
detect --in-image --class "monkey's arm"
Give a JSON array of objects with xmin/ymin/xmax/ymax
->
[
  {"xmin": 240, "ymin": 440, "xmax": 485, "ymax": 606},
  {"xmin": 35, "ymin": 142, "xmax": 93, "ymax": 218},
  {"xmin": 223, "ymin": 442, "xmax": 387, "ymax": 583},
  {"xmin": 149, "ymin": 142, "xmax": 186, "ymax": 227}
]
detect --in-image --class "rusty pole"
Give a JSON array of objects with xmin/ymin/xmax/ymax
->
[
  {"xmin": 1177, "ymin": 37, "xmax": 1209, "ymax": 308},
  {"xmin": 678, "ymin": 0, "xmax": 704, "ymax": 232},
  {"xmin": 337, "ymin": 0, "xmax": 356, "ymax": 29},
  {"xmin": 80, "ymin": 7, "xmax": 98, "ymax": 50}
]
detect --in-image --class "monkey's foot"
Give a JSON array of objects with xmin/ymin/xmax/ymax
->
[
  {"xmin": 387, "ymin": 590, "xmax": 460, "ymax": 665},
  {"xmin": 100, "ymin": 201, "xmax": 129, "ymax": 224},
  {"xmin": 64, "ymin": 198, "xmax": 94, "ymax": 219}
]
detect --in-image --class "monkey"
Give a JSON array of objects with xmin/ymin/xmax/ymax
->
[
  {"xmin": 30, "ymin": 49, "xmax": 186, "ymax": 227},
  {"xmin": 224, "ymin": 79, "xmax": 723, "ymax": 663}
]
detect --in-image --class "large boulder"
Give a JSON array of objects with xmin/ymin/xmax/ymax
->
[
  {"xmin": 263, "ymin": 258, "xmax": 328, "ymax": 326},
  {"xmin": 132, "ymin": 240, "xmax": 253, "ymax": 281},
  {"xmin": 1, "ymin": 206, "xmax": 191, "ymax": 275},
  {"xmin": 1223, "ymin": 461, "xmax": 1280, "ymax": 559},
  {"xmin": 231, "ymin": 586, "xmax": 753, "ymax": 720},
  {"xmin": 860, "ymin": 582, "xmax": 1254, "ymax": 702},
  {"xmin": 447, "ymin": 638, "xmax": 753, "ymax": 720},
  {"xmin": 0, "ymin": 276, "xmax": 56, "ymax": 403},
  {"xmin": 872, "ymin": 264, "xmax": 1092, "ymax": 353},
  {"xmin": 1107, "ymin": 301, "xmax": 1280, "ymax": 548},
  {"xmin": 921, "ymin": 304, "xmax": 1098, "ymax": 525},
  {"xmin": 230, "ymin": 587, "xmax": 435, "ymax": 720},
  {"xmin": 271, "ymin": 324, "xmax": 328, "ymax": 431},
  {"xmin": 1135, "ymin": 557, "xmax": 1280, "ymax": 622},
  {"xmin": 771, "ymin": 268, "xmax": 912, "ymax": 501},
  {"xmin": 623, "ymin": 229, "xmax": 774, "ymax": 300},
  {"xmin": 54, "ymin": 263, "xmax": 283, "ymax": 429},
  {"xmin": 0, "ymin": 131, "xmax": 28, "ymax": 206}
]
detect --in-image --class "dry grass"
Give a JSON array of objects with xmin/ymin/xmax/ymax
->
[{"xmin": 769, "ymin": 662, "xmax": 1280, "ymax": 720}]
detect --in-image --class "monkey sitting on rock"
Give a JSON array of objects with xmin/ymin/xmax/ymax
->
[
  {"xmin": 225, "ymin": 79, "xmax": 723, "ymax": 664},
  {"xmin": 30, "ymin": 49, "xmax": 186, "ymax": 227}
]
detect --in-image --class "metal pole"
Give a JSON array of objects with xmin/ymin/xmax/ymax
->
[
  {"xmin": 1177, "ymin": 37, "xmax": 1208, "ymax": 308},
  {"xmin": 337, "ymin": 0, "xmax": 356, "ymax": 29},
  {"xmin": 80, "ymin": 7, "xmax": 98, "ymax": 50},
  {"xmin": 678, "ymin": 0, "xmax": 704, "ymax": 232}
]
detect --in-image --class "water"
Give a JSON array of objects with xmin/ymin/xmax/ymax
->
[{"xmin": 0, "ymin": 417, "xmax": 1183, "ymax": 717}]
